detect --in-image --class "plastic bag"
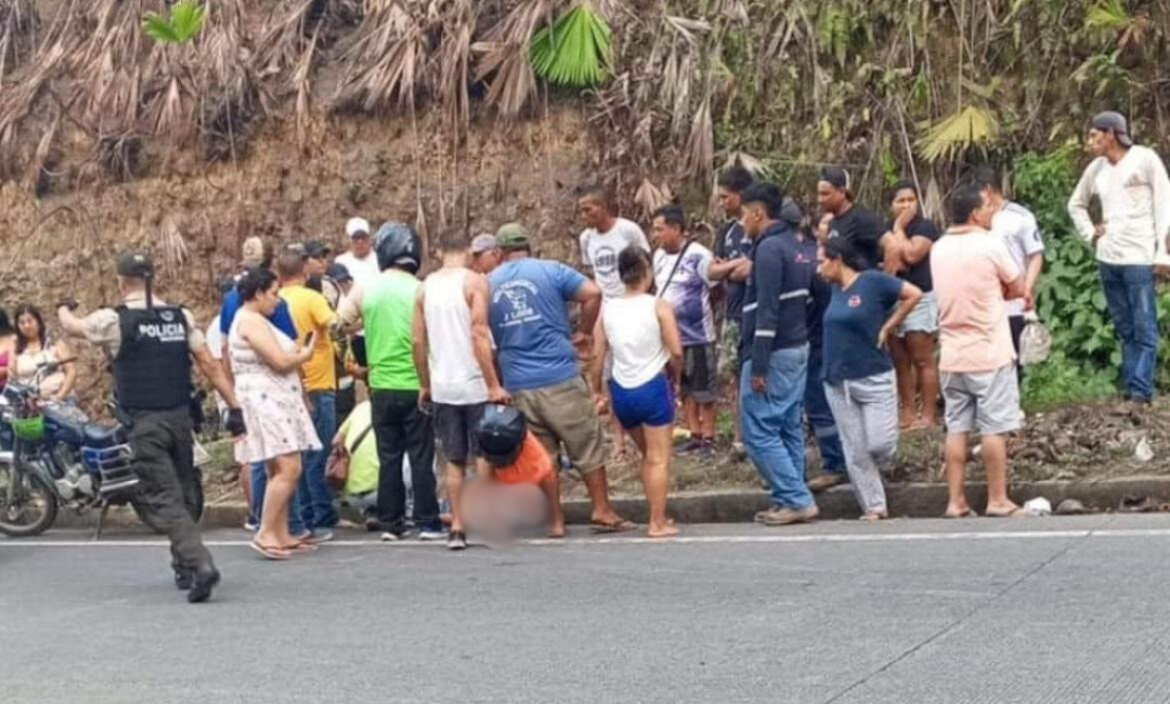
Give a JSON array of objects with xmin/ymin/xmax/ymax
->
[{"xmin": 1019, "ymin": 312, "xmax": 1051, "ymax": 367}]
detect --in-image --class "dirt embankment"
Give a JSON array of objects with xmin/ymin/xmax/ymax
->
[{"xmin": 0, "ymin": 109, "xmax": 596, "ymax": 410}]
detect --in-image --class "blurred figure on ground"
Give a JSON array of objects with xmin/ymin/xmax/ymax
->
[
  {"xmin": 470, "ymin": 404, "xmax": 565, "ymax": 539},
  {"xmin": 818, "ymin": 238, "xmax": 922, "ymax": 521},
  {"xmin": 229, "ymin": 268, "xmax": 320, "ymax": 559},
  {"xmin": 932, "ymin": 184, "xmax": 1026, "ymax": 518},
  {"xmin": 413, "ymin": 227, "xmax": 510, "ymax": 551},
  {"xmin": 489, "ymin": 223, "xmax": 632, "ymax": 532},
  {"xmin": 738, "ymin": 183, "xmax": 818, "ymax": 527},
  {"xmin": 278, "ymin": 247, "xmax": 341, "ymax": 542},
  {"xmin": 337, "ymin": 222, "xmax": 445, "ymax": 542},
  {"xmin": 330, "ymin": 399, "xmax": 380, "ymax": 523},
  {"xmin": 651, "ymin": 205, "xmax": 719, "ymax": 461},
  {"xmin": 592, "ymin": 248, "xmax": 683, "ymax": 538},
  {"xmin": 880, "ymin": 180, "xmax": 943, "ymax": 429}
]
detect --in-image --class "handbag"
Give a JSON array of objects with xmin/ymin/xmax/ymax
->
[{"xmin": 326, "ymin": 423, "xmax": 374, "ymax": 490}]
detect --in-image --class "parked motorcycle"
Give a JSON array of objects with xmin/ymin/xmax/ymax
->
[{"xmin": 0, "ymin": 361, "xmax": 192, "ymax": 538}]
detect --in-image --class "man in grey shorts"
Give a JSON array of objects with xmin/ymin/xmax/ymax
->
[{"xmin": 931, "ymin": 184, "xmax": 1027, "ymax": 519}]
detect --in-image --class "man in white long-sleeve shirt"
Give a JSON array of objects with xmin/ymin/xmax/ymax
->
[{"xmin": 1068, "ymin": 111, "xmax": 1170, "ymax": 404}]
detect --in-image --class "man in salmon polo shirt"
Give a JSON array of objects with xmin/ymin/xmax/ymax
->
[{"xmin": 931, "ymin": 183, "xmax": 1027, "ymax": 519}]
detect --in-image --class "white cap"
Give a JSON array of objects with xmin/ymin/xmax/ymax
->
[{"xmin": 346, "ymin": 217, "xmax": 371, "ymax": 238}]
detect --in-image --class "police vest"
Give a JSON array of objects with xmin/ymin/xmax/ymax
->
[{"xmin": 112, "ymin": 305, "xmax": 193, "ymax": 412}]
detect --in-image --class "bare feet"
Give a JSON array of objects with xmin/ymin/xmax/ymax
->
[
  {"xmin": 860, "ymin": 510, "xmax": 888, "ymax": 522},
  {"xmin": 547, "ymin": 523, "xmax": 566, "ymax": 539},
  {"xmin": 648, "ymin": 522, "xmax": 680, "ymax": 538}
]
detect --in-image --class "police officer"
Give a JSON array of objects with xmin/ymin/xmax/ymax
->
[{"xmin": 58, "ymin": 251, "xmax": 246, "ymax": 604}]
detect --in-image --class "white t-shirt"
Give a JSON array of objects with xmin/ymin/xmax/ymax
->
[
  {"xmin": 653, "ymin": 242, "xmax": 716, "ymax": 346},
  {"xmin": 991, "ymin": 202, "xmax": 1044, "ymax": 317},
  {"xmin": 579, "ymin": 218, "xmax": 650, "ymax": 299},
  {"xmin": 602, "ymin": 294, "xmax": 669, "ymax": 389},
  {"xmin": 335, "ymin": 250, "xmax": 381, "ymax": 289},
  {"xmin": 1068, "ymin": 145, "xmax": 1170, "ymax": 266}
]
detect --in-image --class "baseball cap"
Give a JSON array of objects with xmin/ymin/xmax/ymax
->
[
  {"xmin": 495, "ymin": 223, "xmax": 531, "ymax": 251},
  {"xmin": 346, "ymin": 217, "xmax": 371, "ymax": 238},
  {"xmin": 470, "ymin": 234, "xmax": 498, "ymax": 255},
  {"xmin": 302, "ymin": 239, "xmax": 332, "ymax": 258},
  {"xmin": 328, "ymin": 262, "xmax": 352, "ymax": 283},
  {"xmin": 116, "ymin": 251, "xmax": 155, "ymax": 278},
  {"xmin": 819, "ymin": 166, "xmax": 852, "ymax": 192},
  {"xmin": 1091, "ymin": 111, "xmax": 1133, "ymax": 147},
  {"xmin": 241, "ymin": 236, "xmax": 265, "ymax": 267}
]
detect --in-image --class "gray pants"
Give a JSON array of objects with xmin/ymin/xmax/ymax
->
[{"xmin": 823, "ymin": 371, "xmax": 897, "ymax": 514}]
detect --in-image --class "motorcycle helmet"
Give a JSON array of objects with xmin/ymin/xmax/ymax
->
[
  {"xmin": 374, "ymin": 221, "xmax": 422, "ymax": 274},
  {"xmin": 476, "ymin": 404, "xmax": 527, "ymax": 467}
]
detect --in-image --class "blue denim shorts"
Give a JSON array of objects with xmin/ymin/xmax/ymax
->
[{"xmin": 609, "ymin": 374, "xmax": 675, "ymax": 430}]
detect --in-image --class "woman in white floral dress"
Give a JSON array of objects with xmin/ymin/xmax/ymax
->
[{"xmin": 230, "ymin": 268, "xmax": 319, "ymax": 560}]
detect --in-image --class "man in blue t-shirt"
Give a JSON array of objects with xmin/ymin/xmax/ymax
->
[{"xmin": 488, "ymin": 223, "xmax": 631, "ymax": 532}]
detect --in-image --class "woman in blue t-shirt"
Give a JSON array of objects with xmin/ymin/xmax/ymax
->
[{"xmin": 817, "ymin": 238, "xmax": 922, "ymax": 520}]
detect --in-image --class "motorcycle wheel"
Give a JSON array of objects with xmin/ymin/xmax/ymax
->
[{"xmin": 0, "ymin": 462, "xmax": 58, "ymax": 537}]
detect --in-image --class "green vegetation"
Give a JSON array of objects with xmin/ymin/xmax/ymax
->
[
  {"xmin": 530, "ymin": 3, "xmax": 612, "ymax": 87},
  {"xmin": 142, "ymin": 1, "xmax": 206, "ymax": 45}
]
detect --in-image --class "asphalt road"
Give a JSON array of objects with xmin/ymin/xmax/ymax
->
[{"xmin": 4, "ymin": 515, "xmax": 1170, "ymax": 704}]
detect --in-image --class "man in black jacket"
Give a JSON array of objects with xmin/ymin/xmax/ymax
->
[{"xmin": 738, "ymin": 183, "xmax": 819, "ymax": 526}]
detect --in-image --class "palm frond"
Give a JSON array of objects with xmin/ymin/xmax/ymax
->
[
  {"xmin": 634, "ymin": 178, "xmax": 673, "ymax": 219},
  {"xmin": 917, "ymin": 105, "xmax": 1000, "ymax": 164},
  {"xmin": 473, "ymin": 0, "xmax": 552, "ymax": 119},
  {"xmin": 529, "ymin": 3, "xmax": 612, "ymax": 87},
  {"xmin": 143, "ymin": 1, "xmax": 206, "ymax": 45},
  {"xmin": 683, "ymin": 88, "xmax": 713, "ymax": 183}
]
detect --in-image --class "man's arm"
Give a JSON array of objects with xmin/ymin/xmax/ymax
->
[
  {"xmin": 1068, "ymin": 162, "xmax": 1101, "ymax": 244},
  {"xmin": 467, "ymin": 273, "xmax": 509, "ymax": 403},
  {"xmin": 1024, "ymin": 253, "xmax": 1043, "ymax": 309},
  {"xmin": 1146, "ymin": 149, "xmax": 1170, "ymax": 262},
  {"xmin": 573, "ymin": 279, "xmax": 603, "ymax": 337},
  {"xmin": 57, "ymin": 306, "xmax": 87, "ymax": 339},
  {"xmin": 411, "ymin": 287, "xmax": 431, "ymax": 403},
  {"xmin": 750, "ymin": 240, "xmax": 783, "ymax": 387},
  {"xmin": 192, "ymin": 345, "xmax": 240, "ymax": 409},
  {"xmin": 335, "ymin": 283, "xmax": 365, "ymax": 334}
]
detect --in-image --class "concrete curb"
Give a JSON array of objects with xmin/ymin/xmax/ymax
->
[{"xmin": 51, "ymin": 476, "xmax": 1170, "ymax": 532}]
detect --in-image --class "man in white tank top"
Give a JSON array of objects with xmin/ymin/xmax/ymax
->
[{"xmin": 414, "ymin": 230, "xmax": 511, "ymax": 550}]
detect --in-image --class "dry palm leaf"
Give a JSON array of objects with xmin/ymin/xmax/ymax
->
[
  {"xmin": 633, "ymin": 178, "xmax": 673, "ymax": 219},
  {"xmin": 917, "ymin": 105, "xmax": 1000, "ymax": 164},
  {"xmin": 472, "ymin": 0, "xmax": 552, "ymax": 119},
  {"xmin": 331, "ymin": 2, "xmax": 425, "ymax": 113},
  {"xmin": 159, "ymin": 216, "xmax": 190, "ymax": 273},
  {"xmin": 683, "ymin": 87, "xmax": 713, "ymax": 184}
]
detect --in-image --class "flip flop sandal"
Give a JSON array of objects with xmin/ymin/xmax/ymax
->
[
  {"xmin": 943, "ymin": 508, "xmax": 979, "ymax": 519},
  {"xmin": 590, "ymin": 519, "xmax": 637, "ymax": 534},
  {"xmin": 250, "ymin": 540, "xmax": 292, "ymax": 561},
  {"xmin": 985, "ymin": 507, "xmax": 1028, "ymax": 518},
  {"xmin": 284, "ymin": 541, "xmax": 319, "ymax": 554}
]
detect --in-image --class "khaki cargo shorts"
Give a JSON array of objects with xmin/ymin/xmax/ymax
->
[{"xmin": 513, "ymin": 376, "xmax": 609, "ymax": 475}]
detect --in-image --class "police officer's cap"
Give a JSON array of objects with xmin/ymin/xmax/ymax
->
[{"xmin": 116, "ymin": 251, "xmax": 155, "ymax": 279}]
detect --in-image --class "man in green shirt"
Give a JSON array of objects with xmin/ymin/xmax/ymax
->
[{"xmin": 337, "ymin": 222, "xmax": 442, "ymax": 541}]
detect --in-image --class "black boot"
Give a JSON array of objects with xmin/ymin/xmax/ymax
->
[
  {"xmin": 174, "ymin": 567, "xmax": 194, "ymax": 591},
  {"xmin": 187, "ymin": 565, "xmax": 221, "ymax": 604}
]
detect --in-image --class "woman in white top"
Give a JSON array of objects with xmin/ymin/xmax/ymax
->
[
  {"xmin": 13, "ymin": 304, "xmax": 76, "ymax": 402},
  {"xmin": 229, "ymin": 268, "xmax": 319, "ymax": 560},
  {"xmin": 590, "ymin": 247, "xmax": 683, "ymax": 538}
]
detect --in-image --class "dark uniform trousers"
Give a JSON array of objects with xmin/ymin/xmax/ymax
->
[{"xmin": 128, "ymin": 407, "xmax": 211, "ymax": 571}]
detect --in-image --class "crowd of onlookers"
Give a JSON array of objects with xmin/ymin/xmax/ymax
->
[{"xmin": 6, "ymin": 109, "xmax": 1164, "ymax": 561}]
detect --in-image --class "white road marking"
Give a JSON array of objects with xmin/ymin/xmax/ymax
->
[{"xmin": 2, "ymin": 527, "xmax": 1168, "ymax": 549}]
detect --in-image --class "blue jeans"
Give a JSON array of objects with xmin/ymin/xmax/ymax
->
[
  {"xmin": 804, "ymin": 345, "xmax": 846, "ymax": 475},
  {"xmin": 251, "ymin": 462, "xmax": 308, "ymax": 536},
  {"xmin": 298, "ymin": 391, "xmax": 339, "ymax": 530},
  {"xmin": 1099, "ymin": 263, "xmax": 1159, "ymax": 401},
  {"xmin": 740, "ymin": 345, "xmax": 815, "ymax": 510}
]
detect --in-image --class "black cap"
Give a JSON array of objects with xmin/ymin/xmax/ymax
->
[
  {"xmin": 820, "ymin": 166, "xmax": 852, "ymax": 192},
  {"xmin": 1091, "ymin": 111, "xmax": 1134, "ymax": 147},
  {"xmin": 303, "ymin": 240, "xmax": 332, "ymax": 259},
  {"xmin": 328, "ymin": 262, "xmax": 352, "ymax": 283},
  {"xmin": 116, "ymin": 251, "xmax": 154, "ymax": 278}
]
